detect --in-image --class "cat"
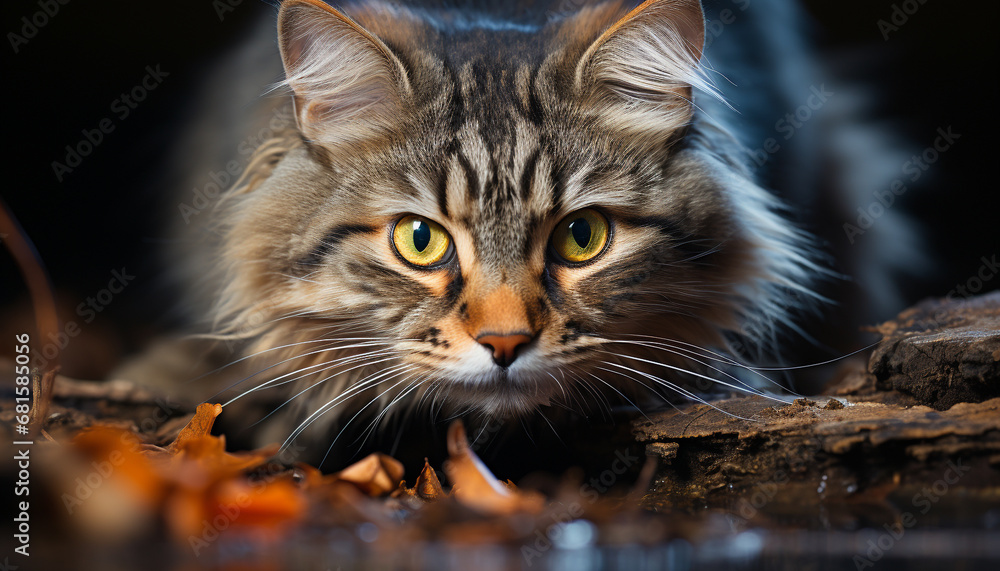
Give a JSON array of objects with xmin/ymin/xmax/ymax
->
[{"xmin": 119, "ymin": 0, "xmax": 915, "ymax": 466}]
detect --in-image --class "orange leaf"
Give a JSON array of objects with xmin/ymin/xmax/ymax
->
[
  {"xmin": 390, "ymin": 479, "xmax": 417, "ymax": 500},
  {"xmin": 211, "ymin": 478, "xmax": 306, "ymax": 530},
  {"xmin": 166, "ymin": 477, "xmax": 306, "ymax": 541},
  {"xmin": 334, "ymin": 452, "xmax": 405, "ymax": 496},
  {"xmin": 415, "ymin": 458, "xmax": 445, "ymax": 500},
  {"xmin": 172, "ymin": 435, "xmax": 278, "ymax": 481},
  {"xmin": 444, "ymin": 421, "xmax": 544, "ymax": 515},
  {"xmin": 167, "ymin": 402, "xmax": 223, "ymax": 453},
  {"xmin": 72, "ymin": 426, "xmax": 163, "ymax": 506},
  {"xmin": 294, "ymin": 462, "xmax": 327, "ymax": 489}
]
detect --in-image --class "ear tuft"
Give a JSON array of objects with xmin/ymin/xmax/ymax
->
[
  {"xmin": 278, "ymin": 0, "xmax": 410, "ymax": 149},
  {"xmin": 575, "ymin": 0, "xmax": 710, "ymax": 147}
]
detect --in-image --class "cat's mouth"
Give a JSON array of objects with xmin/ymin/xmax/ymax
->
[
  {"xmin": 432, "ymin": 347, "xmax": 579, "ymax": 416},
  {"xmin": 436, "ymin": 370, "xmax": 558, "ymax": 417}
]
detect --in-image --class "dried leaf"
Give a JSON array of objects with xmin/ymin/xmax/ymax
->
[
  {"xmin": 170, "ymin": 435, "xmax": 277, "ymax": 479},
  {"xmin": 294, "ymin": 462, "xmax": 327, "ymax": 488},
  {"xmin": 390, "ymin": 480, "xmax": 418, "ymax": 500},
  {"xmin": 162, "ymin": 476, "xmax": 305, "ymax": 541},
  {"xmin": 69, "ymin": 403, "xmax": 306, "ymax": 545},
  {"xmin": 72, "ymin": 426, "xmax": 163, "ymax": 506},
  {"xmin": 444, "ymin": 421, "xmax": 544, "ymax": 515},
  {"xmin": 415, "ymin": 458, "xmax": 445, "ymax": 500},
  {"xmin": 167, "ymin": 402, "xmax": 222, "ymax": 453},
  {"xmin": 334, "ymin": 452, "xmax": 405, "ymax": 496},
  {"xmin": 211, "ymin": 478, "xmax": 306, "ymax": 530}
]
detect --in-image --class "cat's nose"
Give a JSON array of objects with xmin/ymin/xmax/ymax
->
[{"xmin": 476, "ymin": 333, "xmax": 533, "ymax": 368}]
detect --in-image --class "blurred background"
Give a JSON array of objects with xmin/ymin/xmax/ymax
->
[{"xmin": 1, "ymin": 0, "xmax": 998, "ymax": 382}]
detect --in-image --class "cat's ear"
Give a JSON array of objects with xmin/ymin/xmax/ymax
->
[
  {"xmin": 278, "ymin": 0, "xmax": 411, "ymax": 149},
  {"xmin": 575, "ymin": 0, "xmax": 706, "ymax": 147}
]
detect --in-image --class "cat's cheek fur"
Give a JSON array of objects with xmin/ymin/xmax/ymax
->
[{"xmin": 190, "ymin": 0, "xmax": 826, "ymax": 440}]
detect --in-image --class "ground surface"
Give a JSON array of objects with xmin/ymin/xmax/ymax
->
[{"xmin": 2, "ymin": 293, "xmax": 999, "ymax": 570}]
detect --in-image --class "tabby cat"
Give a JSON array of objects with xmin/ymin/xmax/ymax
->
[{"xmin": 156, "ymin": 0, "xmax": 848, "ymax": 460}]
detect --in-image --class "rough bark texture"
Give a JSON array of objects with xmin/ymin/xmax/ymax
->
[
  {"xmin": 633, "ymin": 292, "xmax": 1000, "ymax": 531},
  {"xmin": 869, "ymin": 291, "xmax": 1000, "ymax": 410}
]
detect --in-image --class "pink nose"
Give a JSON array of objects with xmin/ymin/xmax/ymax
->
[{"xmin": 476, "ymin": 333, "xmax": 533, "ymax": 368}]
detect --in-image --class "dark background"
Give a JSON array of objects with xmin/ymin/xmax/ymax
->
[{"xmin": 1, "ymin": 0, "xmax": 998, "ymax": 380}]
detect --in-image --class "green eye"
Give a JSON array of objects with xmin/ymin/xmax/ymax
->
[
  {"xmin": 392, "ymin": 215, "xmax": 451, "ymax": 267},
  {"xmin": 551, "ymin": 208, "xmax": 610, "ymax": 263}
]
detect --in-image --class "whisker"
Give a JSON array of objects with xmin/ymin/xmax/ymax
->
[
  {"xmin": 617, "ymin": 332, "xmax": 878, "ymax": 382},
  {"xmin": 355, "ymin": 375, "xmax": 427, "ymax": 448},
  {"xmin": 601, "ymin": 339, "xmax": 788, "ymax": 397},
  {"xmin": 217, "ymin": 341, "xmax": 403, "ymax": 403},
  {"xmin": 586, "ymin": 372, "xmax": 651, "ymax": 422},
  {"xmin": 567, "ymin": 370, "xmax": 611, "ymax": 421},
  {"xmin": 597, "ymin": 360, "xmax": 756, "ymax": 421},
  {"xmin": 594, "ymin": 365, "xmax": 687, "ymax": 415},
  {"xmin": 535, "ymin": 408, "xmax": 565, "ymax": 447},
  {"xmin": 318, "ymin": 371, "xmax": 422, "ymax": 466},
  {"xmin": 281, "ymin": 365, "xmax": 418, "ymax": 453},
  {"xmin": 544, "ymin": 371, "xmax": 571, "ymax": 407},
  {"xmin": 598, "ymin": 350, "xmax": 789, "ymax": 405},
  {"xmin": 190, "ymin": 308, "xmax": 321, "ymax": 341},
  {"xmin": 242, "ymin": 348, "xmax": 404, "ymax": 394},
  {"xmin": 189, "ymin": 336, "xmax": 404, "ymax": 385},
  {"xmin": 245, "ymin": 354, "xmax": 408, "ymax": 426}
]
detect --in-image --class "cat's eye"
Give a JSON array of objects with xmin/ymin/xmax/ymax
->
[
  {"xmin": 550, "ymin": 208, "xmax": 610, "ymax": 264},
  {"xmin": 392, "ymin": 215, "xmax": 452, "ymax": 267}
]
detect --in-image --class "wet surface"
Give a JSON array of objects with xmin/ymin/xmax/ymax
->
[{"xmin": 4, "ymin": 294, "xmax": 1000, "ymax": 569}]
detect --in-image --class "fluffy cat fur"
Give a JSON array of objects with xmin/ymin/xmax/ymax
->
[
  {"xmin": 120, "ymin": 0, "xmax": 916, "ymax": 460},
  {"xmin": 180, "ymin": 0, "xmax": 821, "ymax": 447}
]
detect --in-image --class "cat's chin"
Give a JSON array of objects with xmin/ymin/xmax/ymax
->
[{"xmin": 430, "ymin": 369, "xmax": 561, "ymax": 419}]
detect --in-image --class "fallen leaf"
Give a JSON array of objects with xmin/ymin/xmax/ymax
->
[
  {"xmin": 167, "ymin": 402, "xmax": 222, "ymax": 453},
  {"xmin": 294, "ymin": 462, "xmax": 327, "ymax": 488},
  {"xmin": 444, "ymin": 421, "xmax": 544, "ymax": 515},
  {"xmin": 415, "ymin": 458, "xmax": 445, "ymax": 500},
  {"xmin": 170, "ymin": 435, "xmax": 278, "ymax": 480},
  {"xmin": 390, "ymin": 479, "xmax": 418, "ymax": 500},
  {"xmin": 211, "ymin": 477, "xmax": 306, "ymax": 530},
  {"xmin": 334, "ymin": 452, "xmax": 405, "ymax": 496},
  {"xmin": 69, "ymin": 403, "xmax": 307, "ymax": 545},
  {"xmin": 72, "ymin": 426, "xmax": 162, "ymax": 507}
]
